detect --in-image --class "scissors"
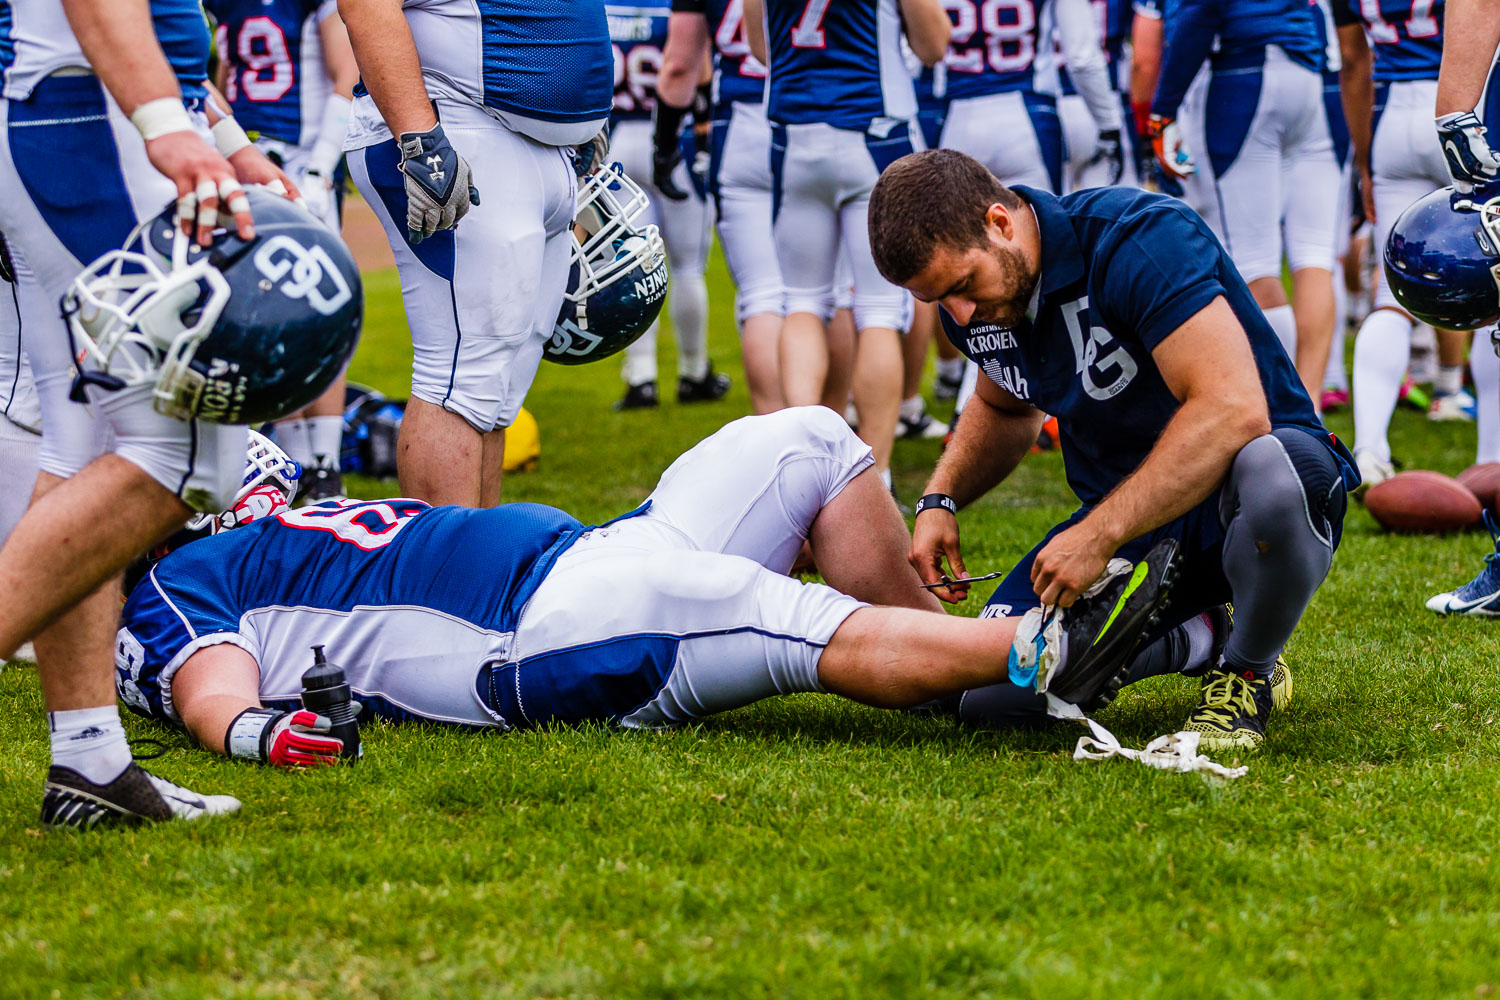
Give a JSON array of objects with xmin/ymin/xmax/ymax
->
[{"xmin": 919, "ymin": 571, "xmax": 1006, "ymax": 591}]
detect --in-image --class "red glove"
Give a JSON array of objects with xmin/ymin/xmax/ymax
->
[{"xmin": 226, "ymin": 707, "xmax": 349, "ymax": 767}]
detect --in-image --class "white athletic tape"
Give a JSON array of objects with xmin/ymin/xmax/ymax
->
[
  {"xmin": 1045, "ymin": 695, "xmax": 1248, "ymax": 780},
  {"xmin": 195, "ymin": 179, "xmax": 218, "ymax": 228},
  {"xmin": 210, "ymin": 116, "xmax": 252, "ymax": 158},
  {"xmin": 129, "ymin": 97, "xmax": 195, "ymax": 141}
]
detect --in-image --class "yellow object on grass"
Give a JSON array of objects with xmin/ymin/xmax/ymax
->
[{"xmin": 503, "ymin": 407, "xmax": 541, "ymax": 472}]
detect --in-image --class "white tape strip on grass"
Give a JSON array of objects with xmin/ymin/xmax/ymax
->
[{"xmin": 1045, "ymin": 695, "xmax": 1248, "ymax": 780}]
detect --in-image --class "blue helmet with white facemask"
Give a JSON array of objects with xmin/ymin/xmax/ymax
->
[
  {"xmin": 1385, "ymin": 187, "xmax": 1500, "ymax": 331},
  {"xmin": 63, "ymin": 186, "xmax": 363, "ymax": 424},
  {"xmin": 546, "ymin": 163, "xmax": 668, "ymax": 365}
]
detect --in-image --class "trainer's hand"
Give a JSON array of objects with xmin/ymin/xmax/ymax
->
[
  {"xmin": 1031, "ymin": 521, "xmax": 1116, "ymax": 608},
  {"xmin": 1148, "ymin": 114, "xmax": 1195, "ymax": 180},
  {"xmin": 910, "ymin": 508, "xmax": 970, "ymax": 604},
  {"xmin": 227, "ymin": 145, "xmax": 303, "ymax": 203},
  {"xmin": 146, "ymin": 130, "xmax": 253, "ymax": 245},
  {"xmin": 266, "ymin": 710, "xmax": 345, "ymax": 768},
  {"xmin": 398, "ymin": 123, "xmax": 479, "ymax": 243}
]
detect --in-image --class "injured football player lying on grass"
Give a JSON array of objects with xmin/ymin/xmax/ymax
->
[{"xmin": 116, "ymin": 407, "xmax": 1192, "ymax": 767}]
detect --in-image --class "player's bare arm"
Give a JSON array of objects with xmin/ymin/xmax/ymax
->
[
  {"xmin": 898, "ymin": 0, "xmax": 952, "ymax": 67},
  {"xmin": 337, "ymin": 0, "xmax": 434, "ymax": 136},
  {"xmin": 1435, "ymin": 0, "xmax": 1500, "ymax": 116},
  {"xmin": 913, "ymin": 373, "xmax": 1043, "ymax": 603},
  {"xmin": 1030, "ymin": 297, "xmax": 1272, "ymax": 607},
  {"xmin": 1337, "ymin": 23, "xmax": 1376, "ymax": 222},
  {"xmin": 63, "ymin": 0, "xmax": 251, "ymax": 243},
  {"xmin": 743, "ymin": 0, "xmax": 767, "ymax": 66},
  {"xmin": 658, "ymin": 11, "xmax": 711, "ymax": 108}
]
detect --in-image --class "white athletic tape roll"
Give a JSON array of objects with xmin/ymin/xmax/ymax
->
[
  {"xmin": 211, "ymin": 116, "xmax": 252, "ymax": 158},
  {"xmin": 129, "ymin": 97, "xmax": 195, "ymax": 142}
]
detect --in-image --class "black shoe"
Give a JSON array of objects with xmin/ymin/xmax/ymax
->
[
  {"xmin": 898, "ymin": 410, "xmax": 949, "ymax": 439},
  {"xmin": 41, "ymin": 763, "xmax": 240, "ymax": 831},
  {"xmin": 677, "ymin": 366, "xmax": 731, "ymax": 403},
  {"xmin": 934, "ymin": 371, "xmax": 963, "ymax": 401},
  {"xmin": 1043, "ymin": 538, "xmax": 1181, "ymax": 712},
  {"xmin": 295, "ymin": 462, "xmax": 345, "ymax": 506},
  {"xmin": 1182, "ymin": 667, "xmax": 1276, "ymax": 752},
  {"xmin": 614, "ymin": 381, "xmax": 659, "ymax": 411}
]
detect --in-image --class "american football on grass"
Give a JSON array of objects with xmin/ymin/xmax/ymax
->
[
  {"xmin": 1365, "ymin": 470, "xmax": 1483, "ymax": 534},
  {"xmin": 1457, "ymin": 462, "xmax": 1500, "ymax": 513}
]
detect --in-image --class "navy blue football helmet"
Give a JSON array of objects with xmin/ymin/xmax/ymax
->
[
  {"xmin": 1384, "ymin": 187, "xmax": 1500, "ymax": 331},
  {"xmin": 546, "ymin": 163, "xmax": 668, "ymax": 365},
  {"xmin": 64, "ymin": 186, "xmax": 363, "ymax": 424}
]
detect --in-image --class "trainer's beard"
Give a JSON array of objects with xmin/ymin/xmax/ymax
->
[{"xmin": 974, "ymin": 244, "xmax": 1039, "ymax": 328}]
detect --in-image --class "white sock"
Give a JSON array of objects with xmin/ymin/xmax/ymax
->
[
  {"xmin": 899, "ymin": 395, "xmax": 925, "ymax": 422},
  {"xmin": 1263, "ymin": 305, "xmax": 1297, "ymax": 360},
  {"xmin": 880, "ymin": 467, "xmax": 892, "ymax": 488},
  {"xmin": 277, "ymin": 417, "xmax": 313, "ymax": 468},
  {"xmin": 937, "ymin": 357, "xmax": 964, "ymax": 382},
  {"xmin": 621, "ymin": 319, "xmax": 659, "ymax": 387},
  {"xmin": 1183, "ymin": 612, "xmax": 1216, "ymax": 673},
  {"xmin": 671, "ymin": 271, "xmax": 710, "ymax": 381},
  {"xmin": 1351, "ymin": 309, "xmax": 1413, "ymax": 462},
  {"xmin": 307, "ymin": 416, "xmax": 344, "ymax": 469},
  {"xmin": 49, "ymin": 706, "xmax": 132, "ymax": 784},
  {"xmin": 1436, "ymin": 363, "xmax": 1465, "ymax": 396},
  {"xmin": 1473, "ymin": 329, "xmax": 1500, "ymax": 463},
  {"xmin": 1326, "ymin": 282, "xmax": 1348, "ymax": 391}
]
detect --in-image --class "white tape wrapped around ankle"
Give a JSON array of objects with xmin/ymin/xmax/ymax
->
[
  {"xmin": 211, "ymin": 116, "xmax": 252, "ymax": 158},
  {"xmin": 130, "ymin": 97, "xmax": 195, "ymax": 141}
]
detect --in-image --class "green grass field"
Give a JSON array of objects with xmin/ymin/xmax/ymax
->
[{"xmin": 4, "ymin": 248, "xmax": 1500, "ymax": 999}]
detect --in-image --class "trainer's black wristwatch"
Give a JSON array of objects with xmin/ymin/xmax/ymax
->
[{"xmin": 914, "ymin": 493, "xmax": 958, "ymax": 517}]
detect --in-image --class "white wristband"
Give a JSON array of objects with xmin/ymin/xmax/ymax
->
[
  {"xmin": 211, "ymin": 116, "xmax": 253, "ymax": 158},
  {"xmin": 129, "ymin": 96, "xmax": 195, "ymax": 142}
]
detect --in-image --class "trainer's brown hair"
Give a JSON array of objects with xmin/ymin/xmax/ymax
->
[{"xmin": 869, "ymin": 149, "xmax": 1023, "ymax": 285}]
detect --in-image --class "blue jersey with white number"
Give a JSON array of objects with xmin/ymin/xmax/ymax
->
[
  {"xmin": 1152, "ymin": 0, "xmax": 1324, "ymax": 117},
  {"xmin": 700, "ymin": 0, "xmax": 769, "ymax": 108},
  {"xmin": 924, "ymin": 0, "xmax": 1062, "ymax": 102},
  {"xmin": 764, "ymin": 0, "xmax": 916, "ymax": 129},
  {"xmin": 115, "ymin": 501, "xmax": 589, "ymax": 722},
  {"xmin": 1330, "ymin": 0, "xmax": 1444, "ymax": 82},
  {"xmin": 205, "ymin": 0, "xmax": 330, "ymax": 144},
  {"xmin": 608, "ymin": 1, "xmax": 671, "ymax": 121},
  {"xmin": 939, "ymin": 186, "xmax": 1355, "ymax": 505}
]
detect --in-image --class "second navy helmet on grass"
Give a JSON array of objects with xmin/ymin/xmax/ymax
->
[
  {"xmin": 64, "ymin": 186, "xmax": 363, "ymax": 424},
  {"xmin": 546, "ymin": 163, "xmax": 668, "ymax": 365}
]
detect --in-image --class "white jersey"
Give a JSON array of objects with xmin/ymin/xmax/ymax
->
[{"xmin": 345, "ymin": 0, "xmax": 614, "ymax": 149}]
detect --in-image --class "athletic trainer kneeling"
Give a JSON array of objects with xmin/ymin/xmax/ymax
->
[{"xmin": 869, "ymin": 149, "xmax": 1358, "ymax": 751}]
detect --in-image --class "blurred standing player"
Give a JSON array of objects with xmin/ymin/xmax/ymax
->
[
  {"xmin": 743, "ymin": 0, "xmax": 949, "ymax": 490},
  {"xmin": 1149, "ymin": 0, "xmax": 1342, "ymax": 408},
  {"xmin": 207, "ymin": 0, "xmax": 358, "ymax": 501},
  {"xmin": 339, "ymin": 0, "xmax": 613, "ymax": 507},
  {"xmin": 606, "ymin": 1, "xmax": 729, "ymax": 411},
  {"xmin": 1057, "ymin": 0, "xmax": 1137, "ymax": 192},
  {"xmin": 1337, "ymin": 0, "xmax": 1500, "ymax": 487},
  {"xmin": 0, "ymin": 240, "xmax": 39, "ymax": 554},
  {"xmin": 0, "ymin": 0, "xmax": 310, "ymax": 825},
  {"xmin": 654, "ymin": 0, "xmax": 786, "ymax": 414}
]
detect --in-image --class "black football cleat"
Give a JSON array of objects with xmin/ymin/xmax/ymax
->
[
  {"xmin": 614, "ymin": 380, "xmax": 659, "ymax": 411},
  {"xmin": 1040, "ymin": 538, "xmax": 1181, "ymax": 712},
  {"xmin": 677, "ymin": 365, "xmax": 731, "ymax": 403},
  {"xmin": 41, "ymin": 763, "xmax": 240, "ymax": 831},
  {"xmin": 295, "ymin": 461, "xmax": 346, "ymax": 506}
]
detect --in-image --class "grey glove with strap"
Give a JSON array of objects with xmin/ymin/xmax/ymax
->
[{"xmin": 398, "ymin": 122, "xmax": 480, "ymax": 243}]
